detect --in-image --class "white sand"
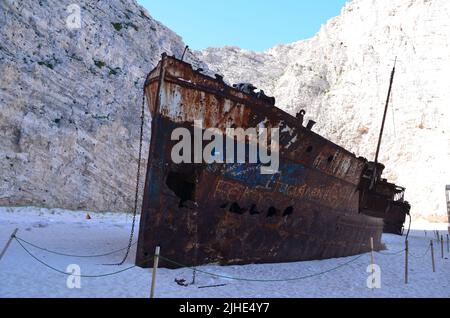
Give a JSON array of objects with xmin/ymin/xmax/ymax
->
[{"xmin": 1, "ymin": 206, "xmax": 449, "ymax": 298}]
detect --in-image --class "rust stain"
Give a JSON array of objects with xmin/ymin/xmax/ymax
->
[{"xmin": 136, "ymin": 55, "xmax": 410, "ymax": 268}]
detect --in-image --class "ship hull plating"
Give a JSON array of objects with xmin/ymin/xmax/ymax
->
[{"xmin": 136, "ymin": 56, "xmax": 386, "ymax": 268}]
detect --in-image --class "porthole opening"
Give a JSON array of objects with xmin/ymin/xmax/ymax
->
[
  {"xmin": 249, "ymin": 204, "xmax": 260, "ymax": 215},
  {"xmin": 229, "ymin": 202, "xmax": 246, "ymax": 215},
  {"xmin": 283, "ymin": 206, "xmax": 294, "ymax": 216},
  {"xmin": 267, "ymin": 207, "xmax": 278, "ymax": 217}
]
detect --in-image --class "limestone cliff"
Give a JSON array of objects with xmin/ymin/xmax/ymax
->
[
  {"xmin": 198, "ymin": 0, "xmax": 450, "ymax": 221},
  {"xmin": 0, "ymin": 0, "xmax": 206, "ymax": 211}
]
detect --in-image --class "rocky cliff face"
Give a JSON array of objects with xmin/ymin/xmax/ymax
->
[
  {"xmin": 2, "ymin": 0, "xmax": 449, "ymax": 221},
  {"xmin": 0, "ymin": 0, "xmax": 206, "ymax": 212},
  {"xmin": 198, "ymin": 0, "xmax": 450, "ymax": 221}
]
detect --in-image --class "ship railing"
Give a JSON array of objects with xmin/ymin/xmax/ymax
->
[{"xmin": 393, "ymin": 186, "xmax": 406, "ymax": 202}]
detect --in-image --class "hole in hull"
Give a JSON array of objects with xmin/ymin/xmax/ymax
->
[
  {"xmin": 283, "ymin": 206, "xmax": 294, "ymax": 216},
  {"xmin": 166, "ymin": 171, "xmax": 196, "ymax": 207},
  {"xmin": 229, "ymin": 202, "xmax": 246, "ymax": 215},
  {"xmin": 249, "ymin": 204, "xmax": 260, "ymax": 215},
  {"xmin": 267, "ymin": 207, "xmax": 278, "ymax": 217}
]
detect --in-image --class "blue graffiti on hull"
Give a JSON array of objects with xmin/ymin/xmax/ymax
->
[{"xmin": 219, "ymin": 161, "xmax": 307, "ymax": 189}]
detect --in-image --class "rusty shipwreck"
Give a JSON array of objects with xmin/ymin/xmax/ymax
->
[{"xmin": 136, "ymin": 54, "xmax": 410, "ymax": 268}]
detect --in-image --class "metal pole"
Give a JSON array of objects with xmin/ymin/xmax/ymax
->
[
  {"xmin": 370, "ymin": 237, "xmax": 375, "ymax": 267},
  {"xmin": 181, "ymin": 45, "xmax": 189, "ymax": 61},
  {"xmin": 0, "ymin": 228, "xmax": 18, "ymax": 262},
  {"xmin": 447, "ymin": 234, "xmax": 449, "ymax": 254},
  {"xmin": 374, "ymin": 58, "xmax": 396, "ymax": 164},
  {"xmin": 191, "ymin": 268, "xmax": 197, "ymax": 285},
  {"xmin": 405, "ymin": 240, "xmax": 409, "ymax": 284},
  {"xmin": 430, "ymin": 240, "xmax": 436, "ymax": 273},
  {"xmin": 150, "ymin": 246, "xmax": 160, "ymax": 298},
  {"xmin": 370, "ymin": 237, "xmax": 375, "ymax": 289},
  {"xmin": 441, "ymin": 235, "xmax": 444, "ymax": 259}
]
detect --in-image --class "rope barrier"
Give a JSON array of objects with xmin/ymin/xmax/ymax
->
[
  {"xmin": 13, "ymin": 234, "xmax": 369, "ymax": 282},
  {"xmin": 376, "ymin": 249, "xmax": 406, "ymax": 256},
  {"xmin": 14, "ymin": 237, "xmax": 136, "ymax": 278},
  {"xmin": 15, "ymin": 236, "xmax": 137, "ymax": 258},
  {"xmin": 158, "ymin": 253, "xmax": 366, "ymax": 282},
  {"xmin": 10, "ymin": 234, "xmax": 437, "ymax": 282},
  {"xmin": 410, "ymin": 245, "xmax": 431, "ymax": 259}
]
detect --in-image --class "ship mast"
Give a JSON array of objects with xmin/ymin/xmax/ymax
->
[{"xmin": 374, "ymin": 57, "xmax": 397, "ymax": 164}]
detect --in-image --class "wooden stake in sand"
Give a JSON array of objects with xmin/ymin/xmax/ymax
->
[
  {"xmin": 404, "ymin": 240, "xmax": 409, "ymax": 284},
  {"xmin": 370, "ymin": 237, "xmax": 375, "ymax": 266},
  {"xmin": 447, "ymin": 234, "xmax": 449, "ymax": 254},
  {"xmin": 370, "ymin": 237, "xmax": 375, "ymax": 289},
  {"xmin": 191, "ymin": 268, "xmax": 197, "ymax": 285},
  {"xmin": 150, "ymin": 246, "xmax": 160, "ymax": 298},
  {"xmin": 430, "ymin": 240, "xmax": 436, "ymax": 273}
]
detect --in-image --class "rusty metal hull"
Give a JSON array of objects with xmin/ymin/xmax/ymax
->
[
  {"xmin": 136, "ymin": 56, "xmax": 386, "ymax": 268},
  {"xmin": 358, "ymin": 162, "xmax": 411, "ymax": 235}
]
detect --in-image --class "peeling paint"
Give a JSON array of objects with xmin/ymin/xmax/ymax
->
[{"xmin": 136, "ymin": 55, "xmax": 409, "ymax": 269}]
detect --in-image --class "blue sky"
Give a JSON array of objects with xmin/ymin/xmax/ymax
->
[{"xmin": 138, "ymin": 0, "xmax": 348, "ymax": 52}]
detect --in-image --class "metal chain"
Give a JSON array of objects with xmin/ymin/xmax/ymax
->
[{"xmin": 113, "ymin": 89, "xmax": 146, "ymax": 266}]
